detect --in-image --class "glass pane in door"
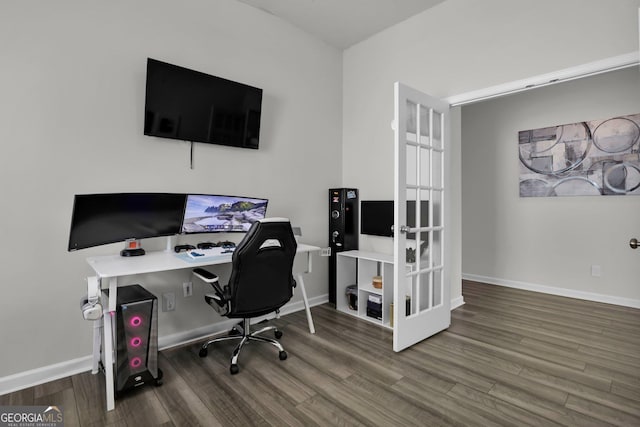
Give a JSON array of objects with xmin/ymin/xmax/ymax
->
[
  {"xmin": 431, "ymin": 190, "xmax": 443, "ymax": 227},
  {"xmin": 419, "ymin": 105, "xmax": 430, "ymax": 141},
  {"xmin": 431, "ymin": 229, "xmax": 443, "ymax": 268},
  {"xmin": 433, "ymin": 268, "xmax": 443, "ymax": 307},
  {"xmin": 420, "ymin": 146, "xmax": 431, "ymax": 188},
  {"xmin": 417, "ymin": 270, "xmax": 432, "ymax": 312},
  {"xmin": 406, "ymin": 100, "xmax": 417, "ymax": 135},
  {"xmin": 432, "ymin": 149, "xmax": 443, "ymax": 189},
  {"xmin": 406, "ymin": 144, "xmax": 417, "ymax": 186},
  {"xmin": 432, "ymin": 110, "xmax": 443, "ymax": 150}
]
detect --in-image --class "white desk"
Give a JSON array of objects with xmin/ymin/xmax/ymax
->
[{"xmin": 87, "ymin": 243, "xmax": 320, "ymax": 411}]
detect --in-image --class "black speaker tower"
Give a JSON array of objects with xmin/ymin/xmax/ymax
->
[
  {"xmin": 329, "ymin": 188, "xmax": 359, "ymax": 304},
  {"xmin": 112, "ymin": 284, "xmax": 162, "ymax": 397}
]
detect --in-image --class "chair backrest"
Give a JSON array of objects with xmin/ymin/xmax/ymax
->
[{"xmin": 227, "ymin": 218, "xmax": 297, "ymax": 318}]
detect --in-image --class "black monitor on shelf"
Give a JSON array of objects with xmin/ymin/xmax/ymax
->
[
  {"xmin": 67, "ymin": 193, "xmax": 187, "ymax": 252},
  {"xmin": 181, "ymin": 194, "xmax": 268, "ymax": 234},
  {"xmin": 360, "ymin": 201, "xmax": 394, "ymax": 237},
  {"xmin": 360, "ymin": 200, "xmax": 428, "ymax": 239}
]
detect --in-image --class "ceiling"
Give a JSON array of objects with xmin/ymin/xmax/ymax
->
[{"xmin": 236, "ymin": 0, "xmax": 446, "ymax": 49}]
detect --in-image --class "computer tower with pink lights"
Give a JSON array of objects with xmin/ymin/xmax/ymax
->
[{"xmin": 113, "ymin": 284, "xmax": 162, "ymax": 397}]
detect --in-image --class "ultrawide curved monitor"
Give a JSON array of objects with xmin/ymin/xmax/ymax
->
[
  {"xmin": 181, "ymin": 194, "xmax": 268, "ymax": 234},
  {"xmin": 68, "ymin": 193, "xmax": 186, "ymax": 251}
]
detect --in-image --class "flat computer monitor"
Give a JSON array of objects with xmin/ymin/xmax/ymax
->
[
  {"xmin": 360, "ymin": 200, "xmax": 394, "ymax": 237},
  {"xmin": 68, "ymin": 193, "xmax": 187, "ymax": 251},
  {"xmin": 360, "ymin": 200, "xmax": 428, "ymax": 239},
  {"xmin": 181, "ymin": 194, "xmax": 268, "ymax": 234}
]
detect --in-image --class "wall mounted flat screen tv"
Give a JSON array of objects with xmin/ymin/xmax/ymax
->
[
  {"xmin": 181, "ymin": 194, "xmax": 268, "ymax": 234},
  {"xmin": 144, "ymin": 58, "xmax": 263, "ymax": 149},
  {"xmin": 68, "ymin": 193, "xmax": 187, "ymax": 251},
  {"xmin": 360, "ymin": 200, "xmax": 428, "ymax": 239}
]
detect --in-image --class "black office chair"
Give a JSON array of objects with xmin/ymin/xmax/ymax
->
[{"xmin": 192, "ymin": 218, "xmax": 297, "ymax": 374}]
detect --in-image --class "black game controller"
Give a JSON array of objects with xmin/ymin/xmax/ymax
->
[
  {"xmin": 174, "ymin": 244, "xmax": 196, "ymax": 253},
  {"xmin": 217, "ymin": 240, "xmax": 236, "ymax": 249},
  {"xmin": 197, "ymin": 242, "xmax": 216, "ymax": 249}
]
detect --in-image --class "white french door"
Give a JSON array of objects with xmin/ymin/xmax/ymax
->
[{"xmin": 393, "ymin": 82, "xmax": 451, "ymax": 352}]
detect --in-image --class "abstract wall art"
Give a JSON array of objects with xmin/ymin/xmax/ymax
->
[{"xmin": 519, "ymin": 113, "xmax": 640, "ymax": 197}]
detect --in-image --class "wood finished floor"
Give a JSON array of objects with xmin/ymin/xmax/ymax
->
[{"xmin": 2, "ymin": 280, "xmax": 639, "ymax": 426}]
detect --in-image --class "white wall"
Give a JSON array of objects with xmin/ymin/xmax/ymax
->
[
  {"xmin": 0, "ymin": 0, "xmax": 342, "ymax": 379},
  {"xmin": 342, "ymin": 0, "xmax": 640, "ymax": 307},
  {"xmin": 462, "ymin": 68, "xmax": 640, "ymax": 305}
]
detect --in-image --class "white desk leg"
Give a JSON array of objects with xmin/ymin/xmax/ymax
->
[
  {"xmin": 297, "ymin": 272, "xmax": 315, "ymax": 334},
  {"xmin": 91, "ymin": 319, "xmax": 102, "ymax": 374},
  {"xmin": 108, "ymin": 277, "xmax": 118, "ymax": 312},
  {"xmin": 103, "ymin": 280, "xmax": 117, "ymax": 411},
  {"xmin": 90, "ymin": 276, "xmax": 103, "ymax": 375},
  {"xmin": 102, "ymin": 306, "xmax": 115, "ymax": 411}
]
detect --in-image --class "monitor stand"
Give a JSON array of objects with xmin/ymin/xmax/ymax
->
[
  {"xmin": 121, "ymin": 239, "xmax": 145, "ymax": 257},
  {"xmin": 165, "ymin": 235, "xmax": 176, "ymax": 252},
  {"xmin": 120, "ymin": 248, "xmax": 145, "ymax": 257}
]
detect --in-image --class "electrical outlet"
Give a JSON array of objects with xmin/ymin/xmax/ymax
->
[
  {"xmin": 183, "ymin": 281, "xmax": 193, "ymax": 297},
  {"xmin": 163, "ymin": 292, "xmax": 176, "ymax": 311},
  {"xmin": 320, "ymin": 247, "xmax": 331, "ymax": 256}
]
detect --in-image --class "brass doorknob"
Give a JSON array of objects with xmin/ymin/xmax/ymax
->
[{"xmin": 631, "ymin": 238, "xmax": 639, "ymax": 249}]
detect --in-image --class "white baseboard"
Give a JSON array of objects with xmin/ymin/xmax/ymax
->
[
  {"xmin": 462, "ymin": 273, "xmax": 640, "ymax": 309},
  {"xmin": 451, "ymin": 295, "xmax": 465, "ymax": 310},
  {"xmin": 0, "ymin": 356, "xmax": 94, "ymax": 397},
  {"xmin": 0, "ymin": 294, "xmax": 330, "ymax": 396}
]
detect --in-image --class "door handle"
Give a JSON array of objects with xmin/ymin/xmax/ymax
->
[
  {"xmin": 399, "ymin": 225, "xmax": 417, "ymax": 234},
  {"xmin": 631, "ymin": 238, "xmax": 639, "ymax": 249}
]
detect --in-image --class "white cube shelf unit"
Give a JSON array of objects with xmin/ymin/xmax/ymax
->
[{"xmin": 335, "ymin": 250, "xmax": 395, "ymax": 328}]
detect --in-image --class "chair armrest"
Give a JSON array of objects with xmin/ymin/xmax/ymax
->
[
  {"xmin": 194, "ymin": 268, "xmax": 230, "ymax": 314},
  {"xmin": 193, "ymin": 267, "xmax": 218, "ymax": 283},
  {"xmin": 193, "ymin": 268, "xmax": 227, "ymax": 296}
]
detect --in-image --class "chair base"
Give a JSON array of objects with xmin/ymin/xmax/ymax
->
[{"xmin": 198, "ymin": 318, "xmax": 287, "ymax": 374}]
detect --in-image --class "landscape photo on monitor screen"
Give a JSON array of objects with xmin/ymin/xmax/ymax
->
[{"xmin": 181, "ymin": 194, "xmax": 267, "ymax": 233}]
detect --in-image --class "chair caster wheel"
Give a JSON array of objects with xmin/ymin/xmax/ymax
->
[
  {"xmin": 230, "ymin": 364, "xmax": 239, "ymax": 375},
  {"xmin": 199, "ymin": 347, "xmax": 208, "ymax": 358},
  {"xmin": 229, "ymin": 327, "xmax": 241, "ymax": 336},
  {"xmin": 279, "ymin": 350, "xmax": 287, "ymax": 360},
  {"xmin": 155, "ymin": 369, "xmax": 164, "ymax": 386},
  {"xmin": 275, "ymin": 330, "xmax": 283, "ymax": 339}
]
